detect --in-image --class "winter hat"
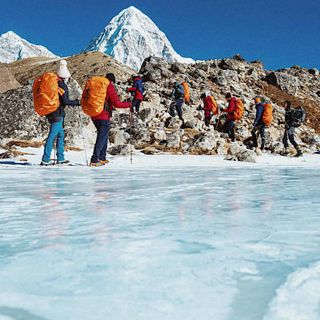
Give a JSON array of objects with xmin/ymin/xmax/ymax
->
[
  {"xmin": 200, "ymin": 93, "xmax": 207, "ymax": 100},
  {"xmin": 255, "ymin": 97, "xmax": 261, "ymax": 103},
  {"xmin": 106, "ymin": 73, "xmax": 116, "ymax": 83},
  {"xmin": 57, "ymin": 60, "xmax": 71, "ymax": 79},
  {"xmin": 225, "ymin": 93, "xmax": 232, "ymax": 99}
]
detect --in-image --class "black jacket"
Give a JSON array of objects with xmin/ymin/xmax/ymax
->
[
  {"xmin": 46, "ymin": 79, "xmax": 79, "ymax": 123},
  {"xmin": 284, "ymin": 108, "xmax": 295, "ymax": 128}
]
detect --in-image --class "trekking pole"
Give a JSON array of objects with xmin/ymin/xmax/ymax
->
[
  {"xmin": 78, "ymin": 109, "xmax": 89, "ymax": 166},
  {"xmin": 127, "ymin": 92, "xmax": 133, "ymax": 165},
  {"xmin": 129, "ymin": 110, "xmax": 133, "ymax": 165}
]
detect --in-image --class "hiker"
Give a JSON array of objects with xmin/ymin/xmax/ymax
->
[
  {"xmin": 251, "ymin": 97, "xmax": 266, "ymax": 150},
  {"xmin": 165, "ymin": 82, "xmax": 185, "ymax": 127},
  {"xmin": 221, "ymin": 93, "xmax": 237, "ymax": 142},
  {"xmin": 90, "ymin": 73, "xmax": 131, "ymax": 166},
  {"xmin": 127, "ymin": 75, "xmax": 144, "ymax": 113},
  {"xmin": 281, "ymin": 101, "xmax": 303, "ymax": 157},
  {"xmin": 200, "ymin": 93, "xmax": 218, "ymax": 127},
  {"xmin": 41, "ymin": 60, "xmax": 80, "ymax": 166}
]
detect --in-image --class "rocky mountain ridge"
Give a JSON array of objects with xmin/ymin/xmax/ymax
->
[
  {"xmin": 0, "ymin": 31, "xmax": 57, "ymax": 63},
  {"xmin": 0, "ymin": 52, "xmax": 319, "ymax": 162}
]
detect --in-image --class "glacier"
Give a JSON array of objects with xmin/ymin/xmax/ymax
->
[
  {"xmin": 0, "ymin": 31, "xmax": 57, "ymax": 63},
  {"xmin": 84, "ymin": 6, "xmax": 194, "ymax": 70},
  {"xmin": 0, "ymin": 160, "xmax": 319, "ymax": 320}
]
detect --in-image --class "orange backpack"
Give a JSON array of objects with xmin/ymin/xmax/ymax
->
[
  {"xmin": 209, "ymin": 96, "xmax": 218, "ymax": 115},
  {"xmin": 262, "ymin": 103, "xmax": 273, "ymax": 126},
  {"xmin": 233, "ymin": 98, "xmax": 244, "ymax": 121},
  {"xmin": 181, "ymin": 82, "xmax": 190, "ymax": 104},
  {"xmin": 81, "ymin": 77, "xmax": 110, "ymax": 117},
  {"xmin": 33, "ymin": 72, "xmax": 61, "ymax": 116}
]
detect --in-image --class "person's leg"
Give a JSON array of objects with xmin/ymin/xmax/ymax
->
[
  {"xmin": 287, "ymin": 127, "xmax": 302, "ymax": 156},
  {"xmin": 288, "ymin": 127, "xmax": 299, "ymax": 150},
  {"xmin": 251, "ymin": 127, "xmax": 258, "ymax": 148},
  {"xmin": 42, "ymin": 121, "xmax": 60, "ymax": 162},
  {"xmin": 91, "ymin": 120, "xmax": 104, "ymax": 163},
  {"xmin": 230, "ymin": 120, "xmax": 235, "ymax": 142},
  {"xmin": 259, "ymin": 124, "xmax": 266, "ymax": 150},
  {"xmin": 132, "ymin": 99, "xmax": 137, "ymax": 113},
  {"xmin": 169, "ymin": 102, "xmax": 176, "ymax": 117},
  {"xmin": 282, "ymin": 129, "xmax": 289, "ymax": 149},
  {"xmin": 56, "ymin": 120, "xmax": 65, "ymax": 162},
  {"xmin": 204, "ymin": 111, "xmax": 211, "ymax": 127},
  {"xmin": 134, "ymin": 100, "xmax": 141, "ymax": 113},
  {"xmin": 176, "ymin": 99, "xmax": 184, "ymax": 123},
  {"xmin": 99, "ymin": 121, "xmax": 111, "ymax": 161}
]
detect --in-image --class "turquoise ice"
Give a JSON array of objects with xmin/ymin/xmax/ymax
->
[{"xmin": 0, "ymin": 166, "xmax": 319, "ymax": 320}]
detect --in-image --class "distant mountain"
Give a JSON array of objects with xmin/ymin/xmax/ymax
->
[
  {"xmin": 84, "ymin": 6, "xmax": 194, "ymax": 70},
  {"xmin": 0, "ymin": 31, "xmax": 57, "ymax": 63}
]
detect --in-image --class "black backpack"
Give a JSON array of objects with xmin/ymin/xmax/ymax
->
[{"xmin": 291, "ymin": 107, "xmax": 306, "ymax": 127}]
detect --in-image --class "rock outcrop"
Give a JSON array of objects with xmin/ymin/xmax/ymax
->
[
  {"xmin": 0, "ymin": 63, "xmax": 21, "ymax": 93},
  {"xmin": 0, "ymin": 53, "xmax": 319, "ymax": 159}
]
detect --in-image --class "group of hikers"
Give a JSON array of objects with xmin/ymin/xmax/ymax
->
[{"xmin": 33, "ymin": 60, "xmax": 305, "ymax": 166}]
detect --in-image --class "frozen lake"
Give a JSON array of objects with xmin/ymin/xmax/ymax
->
[{"xmin": 0, "ymin": 163, "xmax": 320, "ymax": 320}]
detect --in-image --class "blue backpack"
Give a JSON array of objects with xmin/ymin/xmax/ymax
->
[{"xmin": 135, "ymin": 79, "xmax": 145, "ymax": 95}]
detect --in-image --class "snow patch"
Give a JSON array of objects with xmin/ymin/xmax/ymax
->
[{"xmin": 264, "ymin": 262, "xmax": 320, "ymax": 320}]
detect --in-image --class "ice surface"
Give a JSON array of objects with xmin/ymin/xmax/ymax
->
[{"xmin": 0, "ymin": 163, "xmax": 320, "ymax": 319}]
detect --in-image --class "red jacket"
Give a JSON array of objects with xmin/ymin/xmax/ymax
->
[
  {"xmin": 92, "ymin": 82, "xmax": 131, "ymax": 121},
  {"xmin": 223, "ymin": 97, "xmax": 237, "ymax": 120},
  {"xmin": 203, "ymin": 96, "xmax": 215, "ymax": 117},
  {"xmin": 127, "ymin": 77, "xmax": 144, "ymax": 101}
]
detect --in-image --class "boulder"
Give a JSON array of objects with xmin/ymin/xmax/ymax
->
[
  {"xmin": 0, "ymin": 63, "xmax": 21, "ymax": 94},
  {"xmin": 166, "ymin": 132, "xmax": 181, "ymax": 149}
]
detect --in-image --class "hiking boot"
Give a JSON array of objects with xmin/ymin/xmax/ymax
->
[
  {"xmin": 294, "ymin": 150, "xmax": 303, "ymax": 157},
  {"xmin": 90, "ymin": 162, "xmax": 104, "ymax": 167},
  {"xmin": 280, "ymin": 148, "xmax": 289, "ymax": 156},
  {"xmin": 40, "ymin": 160, "xmax": 51, "ymax": 166},
  {"xmin": 57, "ymin": 160, "xmax": 70, "ymax": 165},
  {"xmin": 99, "ymin": 160, "xmax": 110, "ymax": 165}
]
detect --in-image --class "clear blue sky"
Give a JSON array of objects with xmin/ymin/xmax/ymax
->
[{"xmin": 1, "ymin": 0, "xmax": 320, "ymax": 70}]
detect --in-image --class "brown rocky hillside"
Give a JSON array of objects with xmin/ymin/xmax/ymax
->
[
  {"xmin": 0, "ymin": 53, "xmax": 319, "ymax": 161},
  {"xmin": 7, "ymin": 52, "xmax": 135, "ymax": 88}
]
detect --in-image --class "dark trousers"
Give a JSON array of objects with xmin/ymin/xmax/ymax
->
[
  {"xmin": 204, "ymin": 116, "xmax": 212, "ymax": 127},
  {"xmin": 132, "ymin": 99, "xmax": 142, "ymax": 113},
  {"xmin": 169, "ymin": 98, "xmax": 184, "ymax": 122},
  {"xmin": 251, "ymin": 123, "xmax": 266, "ymax": 149},
  {"xmin": 91, "ymin": 120, "xmax": 111, "ymax": 163},
  {"xmin": 283, "ymin": 127, "xmax": 299, "ymax": 150},
  {"xmin": 224, "ymin": 119, "xmax": 235, "ymax": 141}
]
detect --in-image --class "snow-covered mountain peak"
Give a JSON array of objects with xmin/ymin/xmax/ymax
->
[
  {"xmin": 84, "ymin": 6, "xmax": 194, "ymax": 70},
  {"xmin": 0, "ymin": 31, "xmax": 57, "ymax": 63}
]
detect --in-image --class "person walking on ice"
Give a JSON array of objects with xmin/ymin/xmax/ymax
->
[
  {"xmin": 40, "ymin": 60, "xmax": 80, "ymax": 166},
  {"xmin": 280, "ymin": 100, "xmax": 304, "ymax": 157},
  {"xmin": 251, "ymin": 97, "xmax": 266, "ymax": 150},
  {"xmin": 82, "ymin": 73, "xmax": 132, "ymax": 167}
]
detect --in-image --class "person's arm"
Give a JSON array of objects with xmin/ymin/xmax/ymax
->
[
  {"xmin": 177, "ymin": 85, "xmax": 184, "ymax": 96},
  {"xmin": 127, "ymin": 87, "xmax": 137, "ymax": 93},
  {"xmin": 108, "ymin": 83, "xmax": 131, "ymax": 109},
  {"xmin": 59, "ymin": 81, "xmax": 79, "ymax": 106},
  {"xmin": 223, "ymin": 98, "xmax": 236, "ymax": 113},
  {"xmin": 253, "ymin": 104, "xmax": 264, "ymax": 126}
]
